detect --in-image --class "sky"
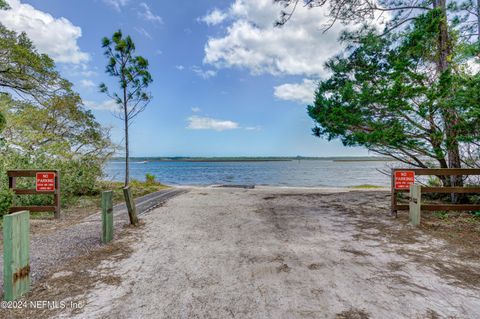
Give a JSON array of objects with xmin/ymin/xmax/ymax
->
[{"xmin": 0, "ymin": 0, "xmax": 371, "ymax": 157}]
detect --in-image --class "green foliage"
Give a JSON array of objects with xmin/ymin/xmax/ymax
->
[
  {"xmin": 0, "ymin": 93, "xmax": 113, "ymax": 160},
  {"xmin": 308, "ymin": 12, "xmax": 480, "ymax": 171},
  {"xmin": 433, "ymin": 211, "xmax": 450, "ymax": 220},
  {"xmin": 0, "ymin": 25, "xmax": 114, "ymax": 207},
  {"xmin": 145, "ymin": 173, "xmax": 157, "ymax": 185},
  {"xmin": 427, "ymin": 177, "xmax": 443, "ymax": 187},
  {"xmin": 349, "ymin": 184, "xmax": 383, "ymax": 189},
  {"xmin": 0, "ymin": 152, "xmax": 105, "ymax": 207},
  {"xmin": 0, "ymin": 188, "xmax": 13, "ymax": 216},
  {"xmin": 0, "ymin": 25, "xmax": 70, "ymax": 101},
  {"xmin": 99, "ymin": 30, "xmax": 153, "ymax": 118},
  {"xmin": 0, "ymin": 0, "xmax": 9, "ymax": 10},
  {"xmin": 0, "ymin": 92, "xmax": 113, "ymax": 206},
  {"xmin": 0, "ymin": 107, "xmax": 5, "ymax": 132}
]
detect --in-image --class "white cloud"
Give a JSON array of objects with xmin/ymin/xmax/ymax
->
[
  {"xmin": 84, "ymin": 100, "xmax": 119, "ymax": 112},
  {"xmin": 137, "ymin": 2, "xmax": 163, "ymax": 24},
  {"xmin": 203, "ymin": 0, "xmax": 346, "ymax": 77},
  {"xmin": 245, "ymin": 126, "xmax": 261, "ymax": 131},
  {"xmin": 61, "ymin": 64, "xmax": 97, "ymax": 78},
  {"xmin": 199, "ymin": 8, "xmax": 227, "ymax": 26},
  {"xmin": 187, "ymin": 116, "xmax": 239, "ymax": 131},
  {"xmin": 191, "ymin": 107, "xmax": 201, "ymax": 113},
  {"xmin": 466, "ymin": 58, "xmax": 480, "ymax": 75},
  {"xmin": 175, "ymin": 65, "xmax": 185, "ymax": 71},
  {"xmin": 274, "ymin": 79, "xmax": 317, "ymax": 104},
  {"xmin": 103, "ymin": 0, "xmax": 129, "ymax": 12},
  {"xmin": 192, "ymin": 66, "xmax": 217, "ymax": 79},
  {"xmin": 135, "ymin": 27, "xmax": 152, "ymax": 39},
  {"xmin": 80, "ymin": 70, "xmax": 97, "ymax": 77},
  {"xmin": 80, "ymin": 79, "xmax": 95, "ymax": 88},
  {"xmin": 0, "ymin": 0, "xmax": 89, "ymax": 64}
]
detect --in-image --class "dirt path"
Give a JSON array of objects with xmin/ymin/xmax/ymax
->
[{"xmin": 9, "ymin": 187, "xmax": 480, "ymax": 318}]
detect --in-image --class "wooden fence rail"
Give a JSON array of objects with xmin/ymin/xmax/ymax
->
[
  {"xmin": 391, "ymin": 168, "xmax": 480, "ymax": 215},
  {"xmin": 8, "ymin": 170, "xmax": 61, "ymax": 218}
]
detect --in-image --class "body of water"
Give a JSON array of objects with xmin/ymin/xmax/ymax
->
[{"xmin": 104, "ymin": 160, "xmax": 394, "ymax": 187}]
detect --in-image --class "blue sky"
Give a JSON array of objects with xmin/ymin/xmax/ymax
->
[{"xmin": 1, "ymin": 0, "xmax": 370, "ymax": 157}]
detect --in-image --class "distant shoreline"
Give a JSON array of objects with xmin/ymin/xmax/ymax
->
[{"xmin": 109, "ymin": 156, "xmax": 395, "ymax": 163}]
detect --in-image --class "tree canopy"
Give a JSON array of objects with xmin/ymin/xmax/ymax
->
[
  {"xmin": 0, "ymin": 0, "xmax": 9, "ymax": 10},
  {"xmin": 0, "ymin": 22, "xmax": 114, "ymax": 199},
  {"xmin": 0, "ymin": 25, "xmax": 70, "ymax": 102},
  {"xmin": 308, "ymin": 10, "xmax": 480, "ymax": 172},
  {"xmin": 276, "ymin": 0, "xmax": 480, "ymax": 187},
  {"xmin": 0, "ymin": 93, "xmax": 113, "ymax": 160}
]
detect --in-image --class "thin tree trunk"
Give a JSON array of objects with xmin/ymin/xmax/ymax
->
[{"xmin": 124, "ymin": 88, "xmax": 129, "ymax": 187}]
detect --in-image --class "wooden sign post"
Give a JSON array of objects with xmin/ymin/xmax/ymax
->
[
  {"xmin": 8, "ymin": 170, "xmax": 61, "ymax": 218},
  {"xmin": 409, "ymin": 184, "xmax": 421, "ymax": 226},
  {"xmin": 3, "ymin": 210, "xmax": 30, "ymax": 301}
]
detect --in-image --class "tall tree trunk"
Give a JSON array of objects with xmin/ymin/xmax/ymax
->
[
  {"xmin": 435, "ymin": 0, "xmax": 463, "ymax": 196},
  {"xmin": 124, "ymin": 90, "xmax": 129, "ymax": 187}
]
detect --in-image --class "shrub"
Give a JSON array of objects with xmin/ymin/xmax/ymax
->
[
  {"xmin": 145, "ymin": 173, "xmax": 156, "ymax": 185},
  {"xmin": 0, "ymin": 188, "xmax": 13, "ymax": 216},
  {"xmin": 0, "ymin": 152, "xmax": 105, "ymax": 207}
]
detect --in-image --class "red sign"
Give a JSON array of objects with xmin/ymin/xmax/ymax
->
[
  {"xmin": 36, "ymin": 172, "xmax": 56, "ymax": 192},
  {"xmin": 394, "ymin": 171, "xmax": 415, "ymax": 189}
]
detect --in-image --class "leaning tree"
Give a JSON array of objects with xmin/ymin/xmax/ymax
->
[{"xmin": 100, "ymin": 30, "xmax": 153, "ymax": 187}]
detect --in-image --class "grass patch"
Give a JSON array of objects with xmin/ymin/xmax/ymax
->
[
  {"xmin": 100, "ymin": 179, "xmax": 169, "ymax": 204},
  {"xmin": 349, "ymin": 184, "xmax": 385, "ymax": 189}
]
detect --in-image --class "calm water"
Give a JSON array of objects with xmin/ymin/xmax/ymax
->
[{"xmin": 104, "ymin": 160, "xmax": 393, "ymax": 187}]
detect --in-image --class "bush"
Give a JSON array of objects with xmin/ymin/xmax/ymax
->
[
  {"xmin": 0, "ymin": 152, "xmax": 105, "ymax": 207},
  {"xmin": 145, "ymin": 173, "xmax": 156, "ymax": 185},
  {"xmin": 57, "ymin": 157, "xmax": 103, "ymax": 197},
  {"xmin": 0, "ymin": 188, "xmax": 13, "ymax": 216}
]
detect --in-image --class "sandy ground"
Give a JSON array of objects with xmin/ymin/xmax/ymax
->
[
  {"xmin": 46, "ymin": 186, "xmax": 478, "ymax": 319},
  {"xmin": 0, "ymin": 189, "xmax": 184, "ymax": 294},
  {"xmin": 5, "ymin": 187, "xmax": 480, "ymax": 318}
]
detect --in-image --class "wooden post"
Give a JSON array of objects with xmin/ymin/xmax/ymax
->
[
  {"xmin": 409, "ymin": 184, "xmax": 422, "ymax": 226},
  {"xmin": 8, "ymin": 176, "xmax": 16, "ymax": 189},
  {"xmin": 101, "ymin": 191, "xmax": 114, "ymax": 243},
  {"xmin": 9, "ymin": 176, "xmax": 16, "ymax": 209},
  {"xmin": 123, "ymin": 186, "xmax": 139, "ymax": 226},
  {"xmin": 3, "ymin": 210, "xmax": 30, "ymax": 301},
  {"xmin": 391, "ymin": 169, "xmax": 397, "ymax": 217},
  {"xmin": 54, "ymin": 171, "xmax": 61, "ymax": 219}
]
